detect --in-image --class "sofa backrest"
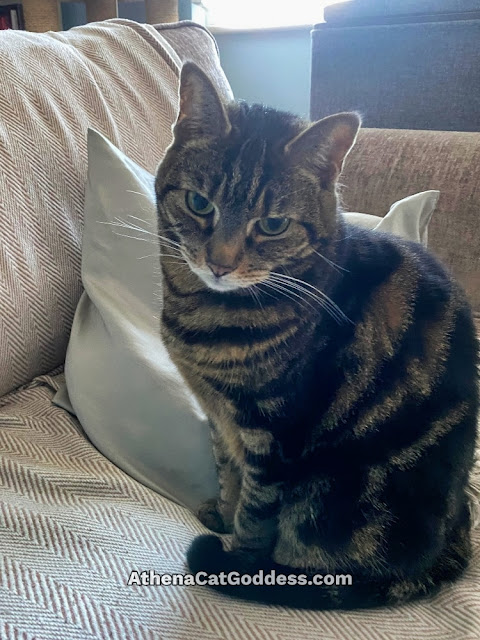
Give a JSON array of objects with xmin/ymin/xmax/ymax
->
[
  {"xmin": 341, "ymin": 128, "xmax": 480, "ymax": 330},
  {"xmin": 0, "ymin": 20, "xmax": 231, "ymax": 397}
]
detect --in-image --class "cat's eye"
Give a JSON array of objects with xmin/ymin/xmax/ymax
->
[
  {"xmin": 186, "ymin": 191, "xmax": 214, "ymax": 216},
  {"xmin": 256, "ymin": 217, "xmax": 290, "ymax": 236}
]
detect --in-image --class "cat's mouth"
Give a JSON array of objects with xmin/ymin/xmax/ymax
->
[
  {"xmin": 185, "ymin": 258, "xmax": 261, "ymax": 293},
  {"xmin": 188, "ymin": 263, "xmax": 247, "ymax": 292},
  {"xmin": 197, "ymin": 269, "xmax": 242, "ymax": 292}
]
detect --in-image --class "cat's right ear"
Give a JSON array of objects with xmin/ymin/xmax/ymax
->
[
  {"xmin": 174, "ymin": 62, "xmax": 231, "ymax": 140},
  {"xmin": 284, "ymin": 112, "xmax": 361, "ymax": 186}
]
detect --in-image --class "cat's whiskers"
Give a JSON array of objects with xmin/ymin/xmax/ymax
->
[
  {"xmin": 126, "ymin": 214, "xmax": 154, "ymax": 227},
  {"xmin": 311, "ymin": 248, "xmax": 350, "ymax": 274},
  {"xmin": 262, "ymin": 279, "xmax": 316, "ymax": 313},
  {"xmin": 125, "ymin": 189, "xmax": 154, "ymax": 201},
  {"xmin": 334, "ymin": 228, "xmax": 360, "ymax": 243},
  {"xmin": 248, "ymin": 285, "xmax": 265, "ymax": 311},
  {"xmin": 247, "ymin": 288, "xmax": 257, "ymax": 307},
  {"xmin": 99, "ymin": 217, "xmax": 183, "ymax": 250},
  {"xmin": 138, "ymin": 252, "xmax": 186, "ymax": 261},
  {"xmin": 139, "ymin": 252, "xmax": 164, "ymax": 260},
  {"xmin": 269, "ymin": 272, "xmax": 351, "ymax": 324},
  {"xmin": 271, "ymin": 271, "xmax": 348, "ymax": 316},
  {"xmin": 276, "ymin": 284, "xmax": 347, "ymax": 324},
  {"xmin": 108, "ymin": 231, "xmax": 157, "ymax": 245},
  {"xmin": 268, "ymin": 278, "xmax": 335, "ymax": 318},
  {"xmin": 99, "ymin": 222, "xmax": 185, "ymax": 263},
  {"xmin": 256, "ymin": 283, "xmax": 281, "ymax": 303}
]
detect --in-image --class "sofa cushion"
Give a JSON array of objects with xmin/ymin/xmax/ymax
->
[
  {"xmin": 0, "ymin": 374, "xmax": 211, "ymax": 639},
  {"xmin": 0, "ymin": 374, "xmax": 479, "ymax": 638},
  {"xmin": 0, "ymin": 19, "xmax": 231, "ymax": 398},
  {"xmin": 340, "ymin": 128, "xmax": 480, "ymax": 328}
]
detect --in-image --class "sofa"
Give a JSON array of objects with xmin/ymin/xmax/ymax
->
[{"xmin": 0, "ymin": 19, "xmax": 479, "ymax": 640}]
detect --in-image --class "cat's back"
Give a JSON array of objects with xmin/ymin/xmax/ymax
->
[{"xmin": 318, "ymin": 223, "xmax": 479, "ymax": 439}]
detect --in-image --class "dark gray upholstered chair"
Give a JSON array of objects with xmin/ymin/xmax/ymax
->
[{"xmin": 311, "ymin": 0, "xmax": 480, "ymax": 131}]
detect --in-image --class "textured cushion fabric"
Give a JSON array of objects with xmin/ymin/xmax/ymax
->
[
  {"xmin": 340, "ymin": 128, "xmax": 480, "ymax": 328},
  {"xmin": 0, "ymin": 19, "xmax": 232, "ymax": 398},
  {"xmin": 156, "ymin": 21, "xmax": 231, "ymax": 95},
  {"xmin": 61, "ymin": 130, "xmax": 217, "ymax": 511},
  {"xmin": 1, "ymin": 374, "xmax": 479, "ymax": 639},
  {"xmin": 343, "ymin": 190, "xmax": 439, "ymax": 246}
]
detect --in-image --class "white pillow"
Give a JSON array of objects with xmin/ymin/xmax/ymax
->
[
  {"xmin": 58, "ymin": 130, "xmax": 217, "ymax": 511},
  {"xmin": 57, "ymin": 130, "xmax": 438, "ymax": 511},
  {"xmin": 342, "ymin": 190, "xmax": 439, "ymax": 246}
]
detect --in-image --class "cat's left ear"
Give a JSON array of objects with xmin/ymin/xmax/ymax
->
[
  {"xmin": 284, "ymin": 112, "xmax": 361, "ymax": 185},
  {"xmin": 174, "ymin": 61, "xmax": 231, "ymax": 139}
]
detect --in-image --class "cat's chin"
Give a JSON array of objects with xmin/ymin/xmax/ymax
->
[
  {"xmin": 187, "ymin": 262, "xmax": 253, "ymax": 293},
  {"xmin": 199, "ymin": 274, "xmax": 242, "ymax": 292},
  {"xmin": 209, "ymin": 282, "xmax": 242, "ymax": 292}
]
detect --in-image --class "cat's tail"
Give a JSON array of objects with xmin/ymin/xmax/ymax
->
[{"xmin": 186, "ymin": 534, "xmax": 448, "ymax": 610}]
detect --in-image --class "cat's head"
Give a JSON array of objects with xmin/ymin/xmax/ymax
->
[{"xmin": 155, "ymin": 62, "xmax": 360, "ymax": 293}]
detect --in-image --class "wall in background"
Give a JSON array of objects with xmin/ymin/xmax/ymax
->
[
  {"xmin": 178, "ymin": 0, "xmax": 192, "ymax": 20},
  {"xmin": 60, "ymin": 5, "xmax": 312, "ymax": 118},
  {"xmin": 213, "ymin": 29, "xmax": 312, "ymax": 117},
  {"xmin": 62, "ymin": 1, "xmax": 199, "ymax": 27},
  {"xmin": 61, "ymin": 2, "xmax": 145, "ymax": 30}
]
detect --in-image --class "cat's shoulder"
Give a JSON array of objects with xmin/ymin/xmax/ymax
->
[
  {"xmin": 340, "ymin": 223, "xmax": 466, "ymax": 320},
  {"xmin": 343, "ymin": 222, "xmax": 450, "ymax": 282}
]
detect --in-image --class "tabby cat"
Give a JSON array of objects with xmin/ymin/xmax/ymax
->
[{"xmin": 154, "ymin": 62, "xmax": 479, "ymax": 609}]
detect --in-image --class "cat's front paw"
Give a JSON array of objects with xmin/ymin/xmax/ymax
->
[
  {"xmin": 187, "ymin": 535, "xmax": 261, "ymax": 576},
  {"xmin": 196, "ymin": 498, "xmax": 232, "ymax": 533},
  {"xmin": 187, "ymin": 534, "xmax": 225, "ymax": 574}
]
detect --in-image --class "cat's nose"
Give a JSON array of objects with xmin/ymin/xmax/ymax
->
[{"xmin": 207, "ymin": 262, "xmax": 235, "ymax": 278}]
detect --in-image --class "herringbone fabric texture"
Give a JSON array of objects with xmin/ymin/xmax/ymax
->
[
  {"xmin": 1, "ymin": 16, "xmax": 479, "ymax": 640},
  {"xmin": 0, "ymin": 19, "xmax": 231, "ymax": 398},
  {"xmin": 0, "ymin": 374, "xmax": 479, "ymax": 640}
]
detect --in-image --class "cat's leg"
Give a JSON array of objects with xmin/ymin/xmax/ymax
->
[
  {"xmin": 196, "ymin": 421, "xmax": 241, "ymax": 534},
  {"xmin": 188, "ymin": 467, "xmax": 282, "ymax": 574},
  {"xmin": 228, "ymin": 428, "xmax": 282, "ymax": 553},
  {"xmin": 189, "ymin": 429, "xmax": 283, "ymax": 574},
  {"xmin": 230, "ymin": 462, "xmax": 282, "ymax": 554}
]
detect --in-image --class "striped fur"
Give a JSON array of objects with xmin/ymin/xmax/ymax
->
[{"xmin": 155, "ymin": 63, "xmax": 479, "ymax": 609}]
